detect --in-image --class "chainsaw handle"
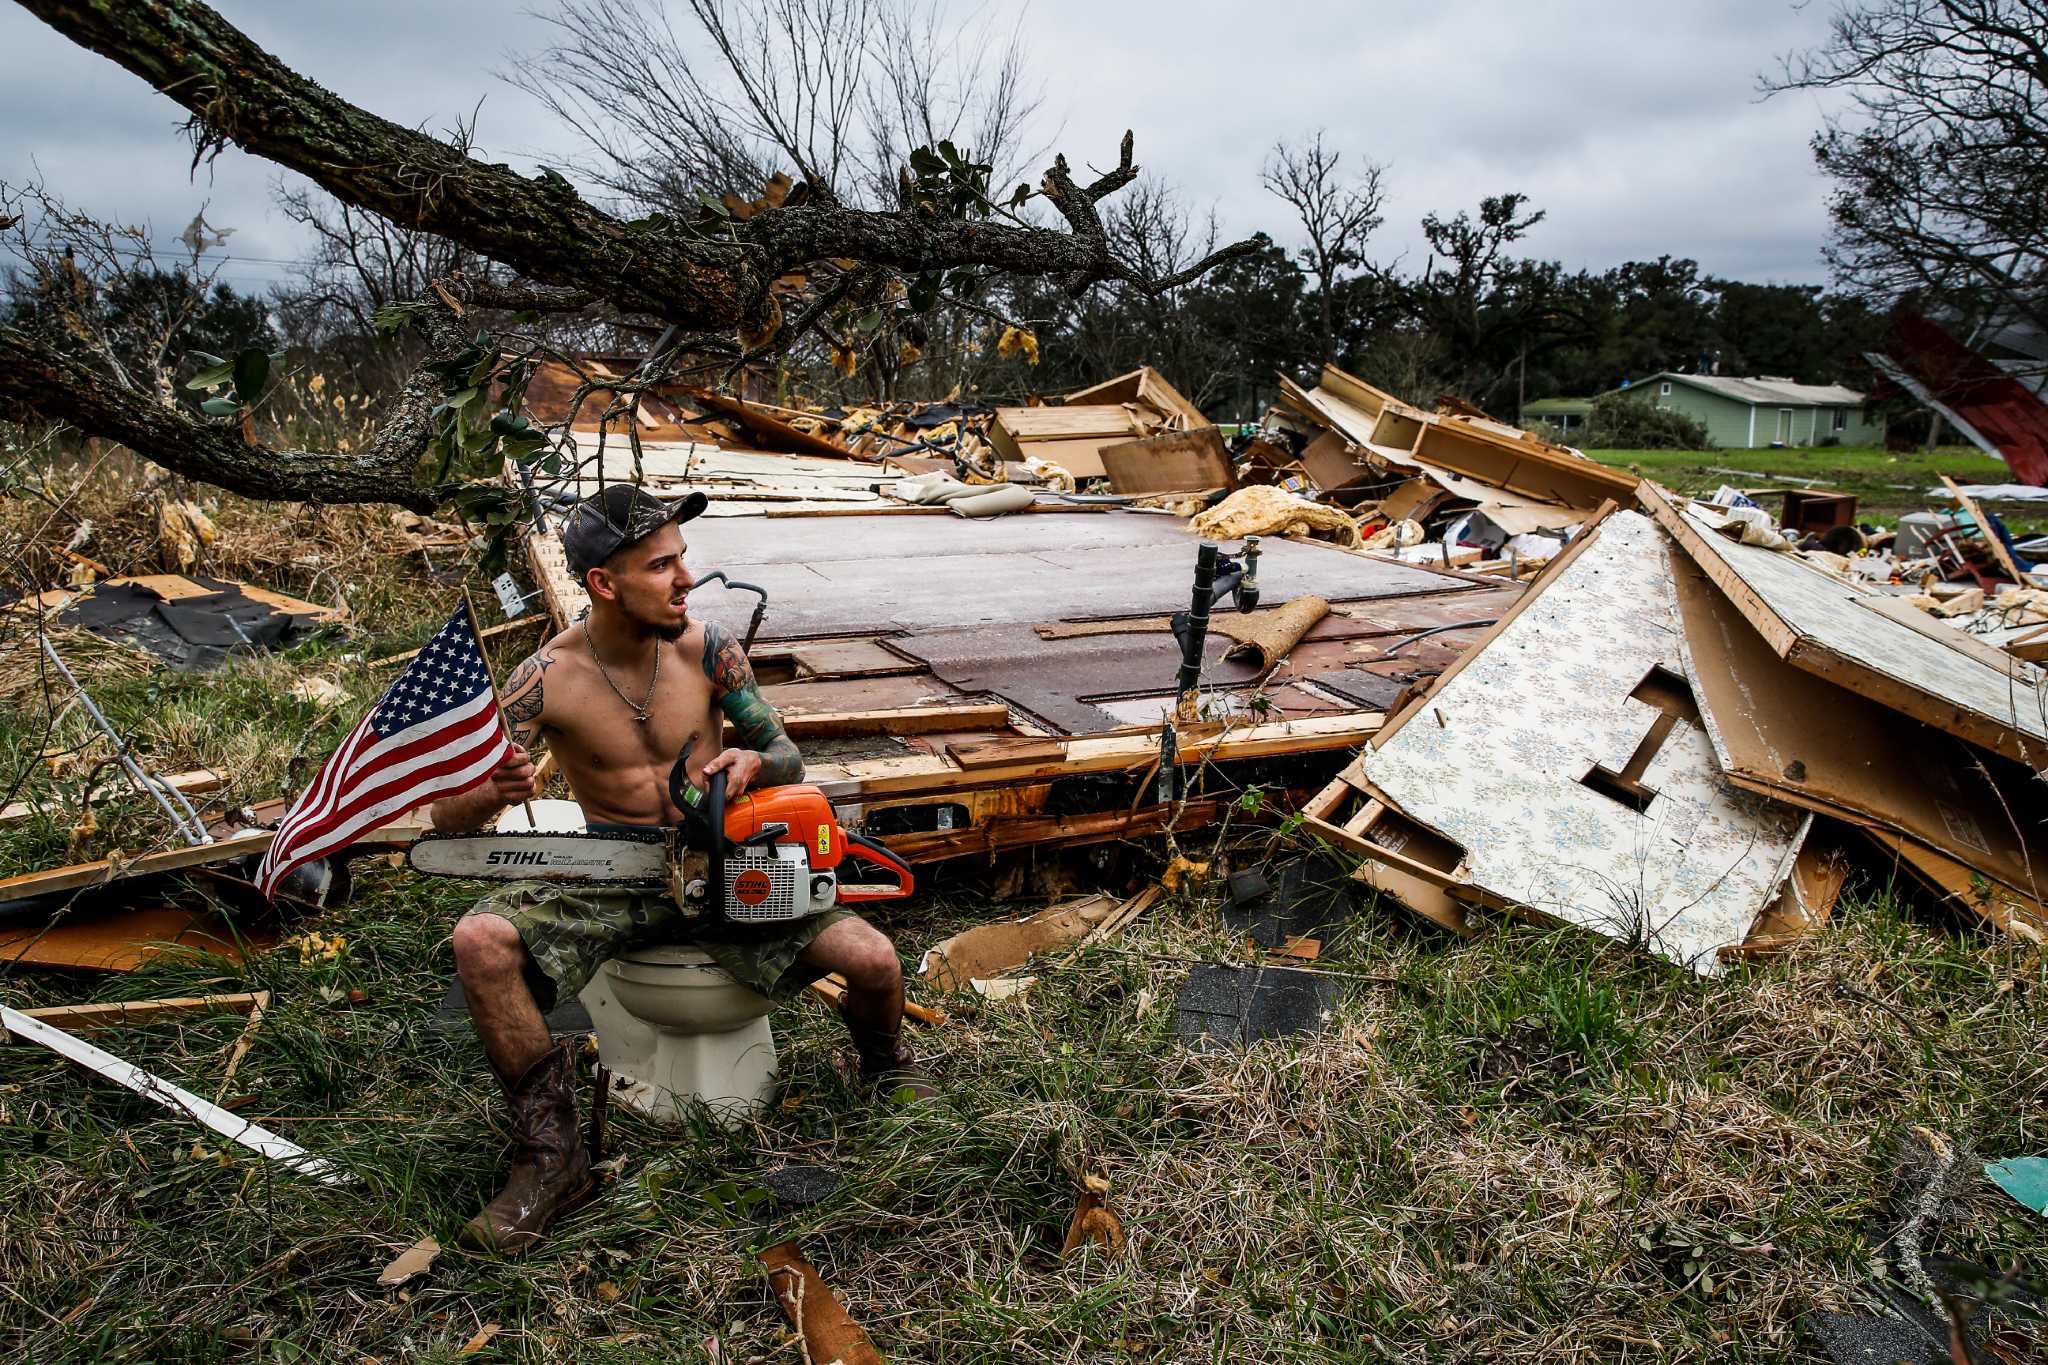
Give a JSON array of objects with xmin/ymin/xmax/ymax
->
[
  {"xmin": 837, "ymin": 831, "xmax": 914, "ymax": 902},
  {"xmin": 705, "ymin": 768, "xmax": 726, "ymax": 916}
]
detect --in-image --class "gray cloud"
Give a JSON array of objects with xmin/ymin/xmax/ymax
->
[{"xmin": 0, "ymin": 0, "xmax": 1849, "ymax": 294}]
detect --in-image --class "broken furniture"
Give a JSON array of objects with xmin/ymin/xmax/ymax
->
[{"xmin": 1777, "ymin": 488, "xmax": 1860, "ymax": 539}]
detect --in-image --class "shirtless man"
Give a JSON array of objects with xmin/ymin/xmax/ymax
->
[{"xmin": 432, "ymin": 484, "xmax": 927, "ymax": 1256}]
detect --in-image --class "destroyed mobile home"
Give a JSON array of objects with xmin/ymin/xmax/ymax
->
[
  {"xmin": 8, "ymin": 353, "xmax": 2048, "ymax": 1059},
  {"xmin": 5, "ymin": 355, "xmax": 2048, "ymax": 1357}
]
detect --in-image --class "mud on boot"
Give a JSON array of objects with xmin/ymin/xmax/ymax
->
[
  {"xmin": 461, "ymin": 1039, "xmax": 596, "ymax": 1255},
  {"xmin": 850, "ymin": 1024, "xmax": 936, "ymax": 1104}
]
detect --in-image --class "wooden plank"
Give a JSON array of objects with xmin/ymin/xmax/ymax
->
[
  {"xmin": 0, "ymin": 814, "xmax": 424, "ymax": 902},
  {"xmin": 1637, "ymin": 481, "xmax": 1803, "ymax": 654},
  {"xmin": 779, "ymin": 702, "xmax": 1010, "ymax": 738},
  {"xmin": 809, "ymin": 712, "xmax": 1383, "ymax": 802},
  {"xmin": 0, "ymin": 768, "xmax": 224, "ymax": 827},
  {"xmin": 947, "ymin": 736, "xmax": 1068, "ymax": 768},
  {"xmin": 6, "ymin": 992, "xmax": 266, "ymax": 1036},
  {"xmin": 994, "ymin": 405, "xmax": 1147, "ymax": 439},
  {"xmin": 1725, "ymin": 830, "xmax": 1849, "ymax": 960},
  {"xmin": 687, "ymin": 388, "xmax": 852, "ymax": 458},
  {"xmin": 1943, "ymin": 474, "xmax": 2038, "ymax": 587},
  {"xmin": 1098, "ymin": 427, "xmax": 1232, "ymax": 495},
  {"xmin": 881, "ymin": 799, "xmax": 1224, "ymax": 863},
  {"xmin": 0, "ymin": 1005, "xmax": 346, "ymax": 1183},
  {"xmin": 1863, "ymin": 827, "xmax": 2048, "ymax": 942}
]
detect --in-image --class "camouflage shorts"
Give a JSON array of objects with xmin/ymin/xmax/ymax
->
[{"xmin": 465, "ymin": 882, "xmax": 852, "ymax": 1009}]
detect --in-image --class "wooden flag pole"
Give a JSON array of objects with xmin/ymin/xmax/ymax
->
[{"xmin": 460, "ymin": 588, "xmax": 537, "ymax": 826}]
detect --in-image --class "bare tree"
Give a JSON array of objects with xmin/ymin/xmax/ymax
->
[
  {"xmin": 1263, "ymin": 131, "xmax": 1387, "ymax": 364},
  {"xmin": 1766, "ymin": 0, "xmax": 2048, "ymax": 335},
  {"xmin": 509, "ymin": 0, "xmax": 1049, "ymax": 403},
  {"xmin": 272, "ymin": 187, "xmax": 487, "ymax": 341},
  {"xmin": 509, "ymin": 0, "xmax": 1042, "ymax": 215},
  {"xmin": 0, "ymin": 0, "xmax": 1256, "ymax": 509}
]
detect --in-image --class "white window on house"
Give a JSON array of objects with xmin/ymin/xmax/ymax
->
[
  {"xmin": 1659, "ymin": 381, "xmax": 1672, "ymax": 396},
  {"xmin": 1832, "ymin": 408, "xmax": 1847, "ymax": 432}
]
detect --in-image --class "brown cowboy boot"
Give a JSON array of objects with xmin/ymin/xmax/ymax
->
[
  {"xmin": 460, "ymin": 1039, "xmax": 595, "ymax": 1255},
  {"xmin": 849, "ymin": 1024, "xmax": 936, "ymax": 1104}
]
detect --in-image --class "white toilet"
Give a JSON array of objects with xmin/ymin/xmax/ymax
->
[{"xmin": 495, "ymin": 800, "xmax": 780, "ymax": 1127}]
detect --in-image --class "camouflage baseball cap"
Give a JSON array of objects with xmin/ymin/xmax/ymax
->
[{"xmin": 562, "ymin": 483, "xmax": 708, "ymax": 579}]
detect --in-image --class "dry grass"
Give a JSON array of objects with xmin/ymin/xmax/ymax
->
[{"xmin": 1, "ymin": 470, "xmax": 2045, "ymax": 1362}]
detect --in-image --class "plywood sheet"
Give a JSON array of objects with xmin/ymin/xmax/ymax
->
[
  {"xmin": 1671, "ymin": 547, "xmax": 2048, "ymax": 894},
  {"xmin": 1363, "ymin": 511, "xmax": 1808, "ymax": 974},
  {"xmin": 1644, "ymin": 483, "xmax": 2048, "ymax": 764}
]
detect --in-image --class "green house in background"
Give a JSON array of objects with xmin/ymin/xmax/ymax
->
[
  {"xmin": 1520, "ymin": 395, "xmax": 1595, "ymax": 434},
  {"xmin": 1604, "ymin": 372, "xmax": 1883, "ymax": 449}
]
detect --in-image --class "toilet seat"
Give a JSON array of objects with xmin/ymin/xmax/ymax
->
[{"xmin": 613, "ymin": 943, "xmax": 725, "ymax": 970}]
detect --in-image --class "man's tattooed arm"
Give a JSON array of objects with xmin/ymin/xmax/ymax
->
[
  {"xmin": 499, "ymin": 647, "xmax": 553, "ymax": 752},
  {"xmin": 703, "ymin": 622, "xmax": 802, "ymax": 786}
]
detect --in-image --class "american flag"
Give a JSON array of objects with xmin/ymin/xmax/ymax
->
[{"xmin": 256, "ymin": 603, "xmax": 513, "ymax": 900}]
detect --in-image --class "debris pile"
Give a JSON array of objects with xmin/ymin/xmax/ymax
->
[{"xmin": 1308, "ymin": 484, "xmax": 2048, "ymax": 972}]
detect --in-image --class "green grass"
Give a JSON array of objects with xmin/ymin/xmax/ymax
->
[
  {"xmin": 1581, "ymin": 443, "xmax": 2028, "ymax": 528},
  {"xmin": 5, "ymin": 830, "xmax": 2047, "ymax": 1361},
  {"xmin": 5, "ymin": 476, "xmax": 2048, "ymax": 1361}
]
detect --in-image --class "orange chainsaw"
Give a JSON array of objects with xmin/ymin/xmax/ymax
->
[{"xmin": 407, "ymin": 757, "xmax": 913, "ymax": 925}]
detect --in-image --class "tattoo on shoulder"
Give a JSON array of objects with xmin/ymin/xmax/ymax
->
[
  {"xmin": 701, "ymin": 622, "xmax": 754, "ymax": 696},
  {"xmin": 502, "ymin": 652, "xmax": 546, "ymax": 726}
]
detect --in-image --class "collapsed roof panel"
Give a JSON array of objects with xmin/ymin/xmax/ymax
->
[
  {"xmin": 1361, "ymin": 510, "xmax": 1810, "ymax": 974},
  {"xmin": 1641, "ymin": 481, "xmax": 2048, "ymax": 765},
  {"xmin": 1669, "ymin": 546, "xmax": 2048, "ymax": 933}
]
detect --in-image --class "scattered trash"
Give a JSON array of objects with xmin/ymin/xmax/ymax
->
[
  {"xmin": 1173, "ymin": 964, "xmax": 1339, "ymax": 1048},
  {"xmin": 1061, "ymin": 1173, "xmax": 1126, "ymax": 1257},
  {"xmin": 456, "ymin": 1322, "xmax": 502, "ymax": 1356},
  {"xmin": 918, "ymin": 888, "xmax": 1157, "ymax": 997},
  {"xmin": 756, "ymin": 1163, "xmax": 842, "ymax": 1208},
  {"xmin": 47, "ymin": 573, "xmax": 342, "ymax": 671},
  {"xmin": 1986, "ymin": 1157, "xmax": 2048, "ymax": 1218}
]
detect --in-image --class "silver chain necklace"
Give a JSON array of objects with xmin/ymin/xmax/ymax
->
[{"xmin": 582, "ymin": 619, "xmax": 661, "ymax": 723}]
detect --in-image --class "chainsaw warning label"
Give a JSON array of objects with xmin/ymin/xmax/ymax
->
[{"xmin": 733, "ymin": 869, "xmax": 774, "ymax": 906}]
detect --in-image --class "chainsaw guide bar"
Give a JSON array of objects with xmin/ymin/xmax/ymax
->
[{"xmin": 406, "ymin": 828, "xmax": 671, "ymax": 886}]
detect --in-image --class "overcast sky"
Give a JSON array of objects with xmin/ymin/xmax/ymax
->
[{"xmin": 0, "ymin": 0, "xmax": 1850, "ymax": 297}]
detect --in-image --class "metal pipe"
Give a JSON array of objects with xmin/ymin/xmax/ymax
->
[
  {"xmin": 1160, "ymin": 542, "xmax": 1221, "ymax": 804},
  {"xmin": 39, "ymin": 636, "xmax": 212, "ymax": 845},
  {"xmin": 1175, "ymin": 542, "xmax": 1220, "ymax": 699}
]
